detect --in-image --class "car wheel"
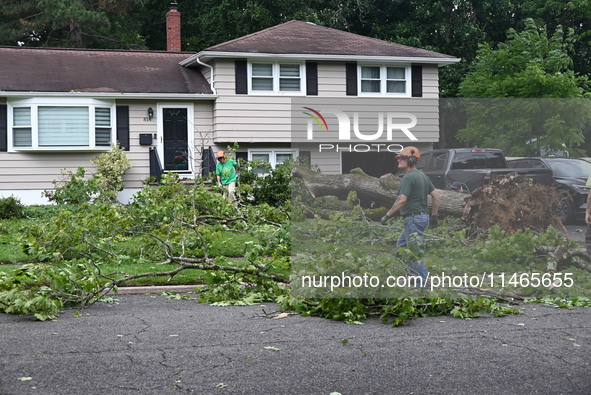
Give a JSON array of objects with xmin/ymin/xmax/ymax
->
[{"xmin": 555, "ymin": 189, "xmax": 574, "ymax": 224}]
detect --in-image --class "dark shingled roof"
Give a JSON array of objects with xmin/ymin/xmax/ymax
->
[
  {"xmin": 204, "ymin": 20, "xmax": 455, "ymax": 59},
  {"xmin": 0, "ymin": 47, "xmax": 213, "ymax": 94}
]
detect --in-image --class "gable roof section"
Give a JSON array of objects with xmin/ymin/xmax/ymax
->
[
  {"xmin": 192, "ymin": 20, "xmax": 458, "ymax": 64},
  {"xmin": 0, "ymin": 47, "xmax": 213, "ymax": 96}
]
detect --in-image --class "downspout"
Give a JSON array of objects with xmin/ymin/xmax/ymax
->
[
  {"xmin": 194, "ymin": 57, "xmax": 217, "ymax": 95},
  {"xmin": 193, "ymin": 56, "xmax": 216, "ymax": 179}
]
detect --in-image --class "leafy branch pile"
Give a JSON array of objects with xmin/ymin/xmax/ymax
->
[
  {"xmin": 2, "ymin": 161, "xmax": 589, "ymax": 325},
  {"xmin": 2, "ymin": 172, "xmax": 290, "ymax": 320}
]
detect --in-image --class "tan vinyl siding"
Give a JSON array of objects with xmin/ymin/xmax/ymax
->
[
  {"xmin": 200, "ymin": 64, "xmax": 212, "ymax": 85},
  {"xmin": 423, "ymin": 65, "xmax": 439, "ymax": 98},
  {"xmin": 208, "ymin": 58, "xmax": 442, "ymax": 174},
  {"xmin": 214, "ymin": 96, "xmax": 292, "ymax": 143},
  {"xmin": 126, "ymin": 101, "xmax": 155, "ymax": 188},
  {"xmin": 0, "ymin": 152, "xmax": 104, "ymax": 191},
  {"xmin": 310, "ymin": 151, "xmax": 341, "ymax": 174},
  {"xmin": 212, "ymin": 59, "xmax": 293, "ymax": 143},
  {"xmin": 317, "ymin": 62, "xmax": 346, "ymax": 96},
  {"xmin": 211, "ymin": 59, "xmax": 235, "ymax": 95},
  {"xmin": 211, "ymin": 60, "xmax": 440, "ymax": 143},
  {"xmin": 192, "ymin": 101, "xmax": 215, "ymax": 175}
]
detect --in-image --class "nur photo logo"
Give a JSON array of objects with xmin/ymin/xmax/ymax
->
[{"xmin": 302, "ymin": 107, "xmax": 418, "ymax": 142}]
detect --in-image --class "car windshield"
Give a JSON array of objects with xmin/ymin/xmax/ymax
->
[{"xmin": 546, "ymin": 159, "xmax": 591, "ymax": 178}]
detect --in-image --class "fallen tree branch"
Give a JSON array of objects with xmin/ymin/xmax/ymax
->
[
  {"xmin": 536, "ymin": 245, "xmax": 591, "ymax": 273},
  {"xmin": 292, "ymin": 166, "xmax": 466, "ymax": 217}
]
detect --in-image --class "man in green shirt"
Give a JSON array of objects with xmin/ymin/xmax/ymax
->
[
  {"xmin": 381, "ymin": 146, "xmax": 440, "ymax": 284},
  {"xmin": 215, "ymin": 151, "xmax": 238, "ymax": 201}
]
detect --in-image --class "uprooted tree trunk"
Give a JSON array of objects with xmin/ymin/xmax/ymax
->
[
  {"xmin": 292, "ymin": 166, "xmax": 568, "ymax": 237},
  {"xmin": 292, "ymin": 166, "xmax": 467, "ymax": 217},
  {"xmin": 462, "ymin": 173, "xmax": 568, "ymax": 237}
]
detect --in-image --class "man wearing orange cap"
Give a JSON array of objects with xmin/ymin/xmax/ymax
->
[
  {"xmin": 215, "ymin": 151, "xmax": 238, "ymax": 201},
  {"xmin": 380, "ymin": 147, "xmax": 440, "ymax": 284}
]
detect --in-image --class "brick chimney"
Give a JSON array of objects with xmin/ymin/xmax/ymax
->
[{"xmin": 166, "ymin": 2, "xmax": 181, "ymax": 52}]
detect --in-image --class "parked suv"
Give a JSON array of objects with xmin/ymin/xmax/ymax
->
[{"xmin": 508, "ymin": 157, "xmax": 591, "ymax": 224}]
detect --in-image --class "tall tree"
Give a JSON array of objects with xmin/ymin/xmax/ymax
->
[
  {"xmin": 0, "ymin": 0, "xmax": 146, "ymax": 48},
  {"xmin": 457, "ymin": 19, "xmax": 591, "ymax": 156},
  {"xmin": 521, "ymin": 0, "xmax": 591, "ymax": 78},
  {"xmin": 177, "ymin": 0, "xmax": 320, "ymax": 51}
]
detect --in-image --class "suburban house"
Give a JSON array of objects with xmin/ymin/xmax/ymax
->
[{"xmin": 0, "ymin": 6, "xmax": 460, "ymax": 204}]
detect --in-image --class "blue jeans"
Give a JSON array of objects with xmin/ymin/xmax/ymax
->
[{"xmin": 396, "ymin": 214, "xmax": 430, "ymax": 281}]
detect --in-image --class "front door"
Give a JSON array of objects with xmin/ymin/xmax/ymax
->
[{"xmin": 162, "ymin": 108, "xmax": 189, "ymax": 172}]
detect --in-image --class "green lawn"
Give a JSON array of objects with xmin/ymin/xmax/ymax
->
[
  {"xmin": 0, "ymin": 218, "xmax": 37, "ymax": 264},
  {"xmin": 0, "ymin": 205, "xmax": 282, "ymax": 287}
]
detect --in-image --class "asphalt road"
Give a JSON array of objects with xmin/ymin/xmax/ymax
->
[
  {"xmin": 1, "ymin": 293, "xmax": 590, "ymax": 395},
  {"xmin": 566, "ymin": 223, "xmax": 587, "ymax": 244}
]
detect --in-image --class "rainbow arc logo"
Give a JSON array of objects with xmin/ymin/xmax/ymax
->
[{"xmin": 302, "ymin": 107, "xmax": 328, "ymax": 131}]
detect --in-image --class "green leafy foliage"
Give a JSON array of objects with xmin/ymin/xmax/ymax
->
[
  {"xmin": 238, "ymin": 160, "xmax": 292, "ymax": 206},
  {"xmin": 91, "ymin": 144, "xmax": 132, "ymax": 203},
  {"xmin": 460, "ymin": 19, "xmax": 586, "ymax": 98},
  {"xmin": 472, "ymin": 226, "xmax": 563, "ymax": 265},
  {"xmin": 198, "ymin": 270, "xmax": 288, "ymax": 306},
  {"xmin": 1, "ymin": 175, "xmax": 291, "ymax": 319},
  {"xmin": 44, "ymin": 167, "xmax": 99, "ymax": 205},
  {"xmin": 525, "ymin": 296, "xmax": 591, "ymax": 308},
  {"xmin": 44, "ymin": 145, "xmax": 131, "ymax": 204},
  {"xmin": 277, "ymin": 296, "xmax": 517, "ymax": 326},
  {"xmin": 1, "ymin": 178, "xmax": 587, "ymax": 326},
  {"xmin": 0, "ymin": 0, "xmax": 146, "ymax": 48},
  {"xmin": 0, "ymin": 196, "xmax": 25, "ymax": 219},
  {"xmin": 457, "ymin": 18, "xmax": 591, "ymax": 155},
  {"xmin": 0, "ymin": 261, "xmax": 104, "ymax": 321}
]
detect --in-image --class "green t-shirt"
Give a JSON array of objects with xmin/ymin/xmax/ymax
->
[
  {"xmin": 398, "ymin": 169, "xmax": 435, "ymax": 216},
  {"xmin": 586, "ymin": 174, "xmax": 591, "ymax": 188},
  {"xmin": 216, "ymin": 159, "xmax": 237, "ymax": 185}
]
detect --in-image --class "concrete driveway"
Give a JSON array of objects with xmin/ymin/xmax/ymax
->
[{"xmin": 1, "ymin": 293, "xmax": 590, "ymax": 395}]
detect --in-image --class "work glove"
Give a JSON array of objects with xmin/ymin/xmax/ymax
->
[
  {"xmin": 380, "ymin": 215, "xmax": 390, "ymax": 225},
  {"xmin": 429, "ymin": 215, "xmax": 439, "ymax": 228}
]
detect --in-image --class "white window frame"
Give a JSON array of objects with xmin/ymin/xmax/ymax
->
[
  {"xmin": 248, "ymin": 62, "xmax": 306, "ymax": 95},
  {"xmin": 247, "ymin": 149, "xmax": 298, "ymax": 174},
  {"xmin": 358, "ymin": 64, "xmax": 411, "ymax": 97},
  {"xmin": 7, "ymin": 98, "xmax": 116, "ymax": 152}
]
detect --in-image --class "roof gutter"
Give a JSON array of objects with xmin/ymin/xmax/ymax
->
[
  {"xmin": 191, "ymin": 57, "xmax": 217, "ymax": 95},
  {"xmin": 181, "ymin": 51, "xmax": 461, "ymax": 67},
  {"xmin": 1, "ymin": 92, "xmax": 217, "ymax": 100}
]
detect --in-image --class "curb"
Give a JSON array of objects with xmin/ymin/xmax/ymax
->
[{"xmin": 112, "ymin": 285, "xmax": 201, "ymax": 295}]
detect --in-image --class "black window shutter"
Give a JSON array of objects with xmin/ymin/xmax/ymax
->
[
  {"xmin": 235, "ymin": 60, "xmax": 248, "ymax": 94},
  {"xmin": 298, "ymin": 151, "xmax": 311, "ymax": 167},
  {"xmin": 116, "ymin": 105, "xmax": 130, "ymax": 151},
  {"xmin": 0, "ymin": 105, "xmax": 7, "ymax": 152},
  {"xmin": 306, "ymin": 62, "xmax": 318, "ymax": 96},
  {"xmin": 411, "ymin": 64, "xmax": 423, "ymax": 97},
  {"xmin": 236, "ymin": 151, "xmax": 248, "ymax": 164},
  {"xmin": 346, "ymin": 63, "xmax": 358, "ymax": 96}
]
